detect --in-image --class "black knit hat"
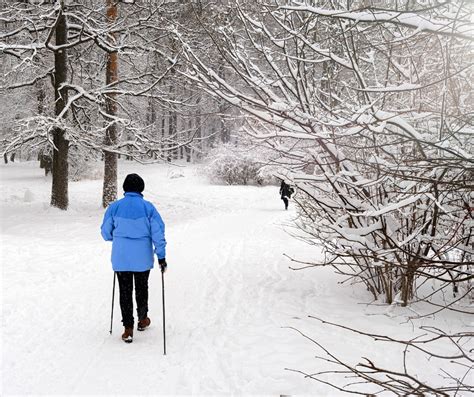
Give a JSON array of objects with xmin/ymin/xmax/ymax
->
[{"xmin": 123, "ymin": 173, "xmax": 145, "ymax": 193}]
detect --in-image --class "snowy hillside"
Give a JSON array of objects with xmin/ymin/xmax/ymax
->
[{"xmin": 1, "ymin": 161, "xmax": 469, "ymax": 395}]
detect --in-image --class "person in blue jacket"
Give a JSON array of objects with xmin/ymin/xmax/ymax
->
[{"xmin": 101, "ymin": 173, "xmax": 167, "ymax": 343}]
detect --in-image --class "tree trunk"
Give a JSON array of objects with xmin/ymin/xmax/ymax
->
[
  {"xmin": 161, "ymin": 116, "xmax": 165, "ymax": 155},
  {"xmin": 186, "ymin": 117, "xmax": 192, "ymax": 162},
  {"xmin": 148, "ymin": 97, "xmax": 157, "ymax": 159},
  {"xmin": 171, "ymin": 111, "xmax": 178, "ymax": 160},
  {"xmin": 50, "ymin": 4, "xmax": 69, "ymax": 210},
  {"xmin": 37, "ymin": 78, "xmax": 52, "ymax": 175},
  {"xmin": 168, "ymin": 78, "xmax": 177, "ymax": 161},
  {"xmin": 102, "ymin": 0, "xmax": 119, "ymax": 208},
  {"xmin": 401, "ymin": 263, "xmax": 416, "ymax": 306},
  {"xmin": 218, "ymin": 66, "xmax": 230, "ymax": 143},
  {"xmin": 193, "ymin": 94, "xmax": 202, "ymax": 161}
]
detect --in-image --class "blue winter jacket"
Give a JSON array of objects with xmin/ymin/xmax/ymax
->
[{"xmin": 101, "ymin": 192, "xmax": 166, "ymax": 272}]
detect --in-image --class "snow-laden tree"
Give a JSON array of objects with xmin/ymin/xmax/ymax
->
[
  {"xmin": 1, "ymin": 0, "xmax": 161, "ymax": 208},
  {"xmin": 1, "ymin": 0, "xmax": 220, "ymax": 208},
  {"xmin": 178, "ymin": 0, "xmax": 473, "ymax": 303},
  {"xmin": 176, "ymin": 0, "xmax": 473, "ymax": 393}
]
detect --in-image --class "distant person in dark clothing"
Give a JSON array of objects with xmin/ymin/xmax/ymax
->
[{"xmin": 279, "ymin": 180, "xmax": 294, "ymax": 210}]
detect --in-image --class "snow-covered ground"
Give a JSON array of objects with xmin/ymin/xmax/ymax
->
[{"xmin": 1, "ymin": 161, "xmax": 470, "ymax": 395}]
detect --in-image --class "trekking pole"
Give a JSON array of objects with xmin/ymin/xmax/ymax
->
[
  {"xmin": 109, "ymin": 272, "xmax": 116, "ymax": 335},
  {"xmin": 161, "ymin": 268, "xmax": 167, "ymax": 355}
]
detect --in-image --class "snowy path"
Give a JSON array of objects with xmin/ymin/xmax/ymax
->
[
  {"xmin": 1, "ymin": 162, "xmax": 462, "ymax": 395},
  {"xmin": 0, "ymin": 162, "xmax": 327, "ymax": 395}
]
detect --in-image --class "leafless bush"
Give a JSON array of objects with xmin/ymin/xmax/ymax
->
[{"xmin": 178, "ymin": 0, "xmax": 473, "ymax": 393}]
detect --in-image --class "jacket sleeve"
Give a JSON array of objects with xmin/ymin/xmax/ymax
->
[
  {"xmin": 101, "ymin": 205, "xmax": 114, "ymax": 241},
  {"xmin": 150, "ymin": 206, "xmax": 166, "ymax": 260}
]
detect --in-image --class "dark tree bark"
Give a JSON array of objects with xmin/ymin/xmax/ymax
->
[
  {"xmin": 186, "ymin": 117, "xmax": 192, "ymax": 162},
  {"xmin": 37, "ymin": 79, "xmax": 52, "ymax": 176},
  {"xmin": 170, "ymin": 110, "xmax": 178, "ymax": 160},
  {"xmin": 148, "ymin": 97, "xmax": 158, "ymax": 160},
  {"xmin": 161, "ymin": 116, "xmax": 165, "ymax": 154},
  {"xmin": 102, "ymin": 0, "xmax": 119, "ymax": 208},
  {"xmin": 219, "ymin": 100, "xmax": 230, "ymax": 143},
  {"xmin": 218, "ymin": 65, "xmax": 230, "ymax": 143},
  {"xmin": 50, "ymin": 4, "xmax": 69, "ymax": 210},
  {"xmin": 168, "ymin": 75, "xmax": 178, "ymax": 161},
  {"xmin": 193, "ymin": 94, "xmax": 202, "ymax": 161}
]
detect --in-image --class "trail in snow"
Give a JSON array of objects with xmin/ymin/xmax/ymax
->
[{"xmin": 1, "ymin": 162, "xmax": 466, "ymax": 395}]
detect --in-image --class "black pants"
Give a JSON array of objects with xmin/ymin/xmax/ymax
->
[
  {"xmin": 282, "ymin": 197, "xmax": 289, "ymax": 210},
  {"xmin": 116, "ymin": 270, "xmax": 150, "ymax": 328}
]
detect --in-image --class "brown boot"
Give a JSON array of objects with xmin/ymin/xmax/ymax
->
[
  {"xmin": 137, "ymin": 317, "xmax": 151, "ymax": 331},
  {"xmin": 122, "ymin": 327, "xmax": 133, "ymax": 343}
]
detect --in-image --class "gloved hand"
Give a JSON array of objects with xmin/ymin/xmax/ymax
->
[{"xmin": 158, "ymin": 258, "xmax": 167, "ymax": 273}]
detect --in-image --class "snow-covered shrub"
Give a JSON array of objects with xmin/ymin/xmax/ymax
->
[
  {"xmin": 204, "ymin": 143, "xmax": 275, "ymax": 185},
  {"xmin": 168, "ymin": 170, "xmax": 185, "ymax": 179},
  {"xmin": 188, "ymin": 1, "xmax": 474, "ymax": 311}
]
